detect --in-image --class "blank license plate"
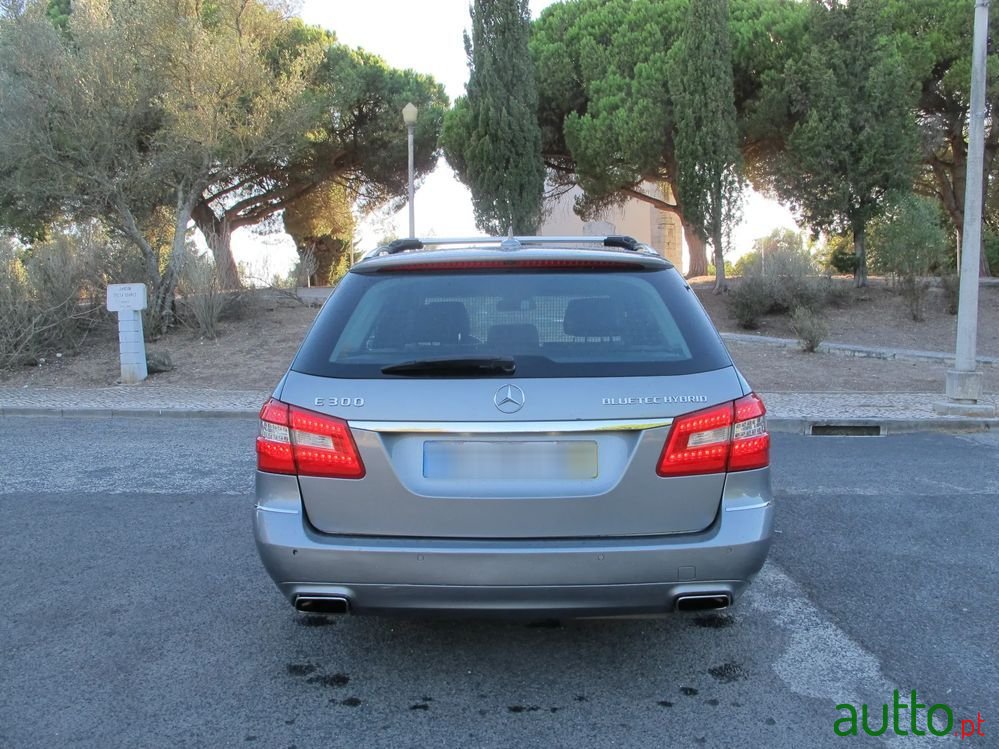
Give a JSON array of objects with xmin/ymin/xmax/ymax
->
[{"xmin": 423, "ymin": 440, "xmax": 598, "ymax": 480}]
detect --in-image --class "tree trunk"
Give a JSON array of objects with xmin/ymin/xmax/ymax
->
[
  {"xmin": 309, "ymin": 236, "xmax": 349, "ymax": 286},
  {"xmin": 711, "ymin": 231, "xmax": 727, "ymax": 294},
  {"xmin": 684, "ymin": 218, "xmax": 709, "ymax": 277},
  {"xmin": 147, "ymin": 186, "xmax": 199, "ymax": 335},
  {"xmin": 192, "ymin": 202, "xmax": 242, "ymax": 290},
  {"xmin": 853, "ymin": 222, "xmax": 868, "ymax": 288}
]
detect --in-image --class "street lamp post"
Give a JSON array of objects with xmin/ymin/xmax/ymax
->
[
  {"xmin": 402, "ymin": 102, "xmax": 418, "ymax": 239},
  {"xmin": 935, "ymin": 0, "xmax": 996, "ymax": 417}
]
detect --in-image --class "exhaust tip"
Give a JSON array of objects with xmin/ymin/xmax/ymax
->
[
  {"xmin": 675, "ymin": 594, "xmax": 731, "ymax": 612},
  {"xmin": 295, "ymin": 595, "xmax": 350, "ymax": 615}
]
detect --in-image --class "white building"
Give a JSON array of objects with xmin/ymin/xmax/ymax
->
[{"xmin": 540, "ymin": 183, "xmax": 684, "ymax": 270}]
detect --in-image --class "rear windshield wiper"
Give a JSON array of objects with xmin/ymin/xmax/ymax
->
[{"xmin": 381, "ymin": 356, "xmax": 516, "ymax": 376}]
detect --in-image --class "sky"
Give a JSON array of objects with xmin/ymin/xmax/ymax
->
[{"xmin": 233, "ymin": 0, "xmax": 798, "ymax": 278}]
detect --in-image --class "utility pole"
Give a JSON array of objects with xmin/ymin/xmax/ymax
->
[
  {"xmin": 936, "ymin": 0, "xmax": 997, "ymax": 417},
  {"xmin": 402, "ymin": 103, "xmax": 418, "ymax": 239}
]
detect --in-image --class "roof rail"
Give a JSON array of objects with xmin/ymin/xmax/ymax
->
[{"xmin": 363, "ymin": 235, "xmax": 653, "ymax": 259}]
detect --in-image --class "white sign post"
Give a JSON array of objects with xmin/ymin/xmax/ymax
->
[{"xmin": 107, "ymin": 284, "xmax": 148, "ymax": 384}]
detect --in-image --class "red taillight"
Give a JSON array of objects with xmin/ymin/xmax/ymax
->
[
  {"xmin": 256, "ymin": 398, "xmax": 365, "ymax": 479},
  {"xmin": 657, "ymin": 394, "xmax": 769, "ymax": 477},
  {"xmin": 728, "ymin": 393, "xmax": 770, "ymax": 472}
]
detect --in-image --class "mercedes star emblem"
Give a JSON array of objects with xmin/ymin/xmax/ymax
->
[{"xmin": 493, "ymin": 384, "xmax": 526, "ymax": 414}]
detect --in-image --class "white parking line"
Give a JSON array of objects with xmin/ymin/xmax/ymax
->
[{"xmin": 749, "ymin": 563, "xmax": 936, "ymax": 745}]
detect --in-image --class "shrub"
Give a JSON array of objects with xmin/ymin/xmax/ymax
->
[
  {"xmin": 823, "ymin": 235, "xmax": 858, "ymax": 275},
  {"xmin": 706, "ymin": 259, "xmax": 737, "ymax": 278},
  {"xmin": 0, "ymin": 228, "xmax": 105, "ymax": 369},
  {"xmin": 869, "ymin": 194, "xmax": 950, "ymax": 321},
  {"xmin": 726, "ymin": 243, "xmax": 829, "ymax": 327},
  {"xmin": 899, "ymin": 275, "xmax": 932, "ymax": 322},
  {"xmin": 940, "ymin": 274, "xmax": 959, "ymax": 315},
  {"xmin": 733, "ymin": 251, "xmax": 761, "ymax": 277},
  {"xmin": 728, "ymin": 275, "xmax": 771, "ymax": 329},
  {"xmin": 330, "ymin": 249, "xmax": 352, "ymax": 285},
  {"xmin": 790, "ymin": 306, "xmax": 828, "ymax": 353},
  {"xmin": 177, "ymin": 252, "xmax": 237, "ymax": 338},
  {"xmin": 983, "ymin": 229, "xmax": 999, "ymax": 276}
]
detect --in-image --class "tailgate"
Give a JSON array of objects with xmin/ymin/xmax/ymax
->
[{"xmin": 281, "ymin": 369, "xmax": 744, "ymax": 539}]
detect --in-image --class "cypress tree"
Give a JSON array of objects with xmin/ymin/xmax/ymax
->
[
  {"xmin": 443, "ymin": 0, "xmax": 545, "ymax": 235},
  {"xmin": 669, "ymin": 0, "xmax": 745, "ymax": 292}
]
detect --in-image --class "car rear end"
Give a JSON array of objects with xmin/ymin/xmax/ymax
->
[{"xmin": 253, "ymin": 238, "xmax": 773, "ymax": 617}]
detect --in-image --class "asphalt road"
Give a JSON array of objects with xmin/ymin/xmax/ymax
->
[{"xmin": 1, "ymin": 417, "xmax": 996, "ymax": 748}]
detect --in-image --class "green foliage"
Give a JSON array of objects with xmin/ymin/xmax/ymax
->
[
  {"xmin": 868, "ymin": 194, "xmax": 949, "ymax": 321},
  {"xmin": 314, "ymin": 45, "xmax": 448, "ymax": 209},
  {"xmin": 727, "ymin": 276, "xmax": 772, "ymax": 329},
  {"xmin": 283, "ymin": 183, "xmax": 355, "ymax": 250},
  {"xmin": 668, "ymin": 0, "xmax": 745, "ymax": 291},
  {"xmin": 887, "ymin": 0, "xmax": 999, "ymax": 255},
  {"xmin": 1, "ymin": 0, "xmax": 448, "ymax": 325},
  {"xmin": 443, "ymin": 0, "xmax": 544, "ymax": 234},
  {"xmin": 765, "ymin": 0, "xmax": 920, "ymax": 286},
  {"xmin": 790, "ymin": 306, "xmax": 827, "ymax": 352},
  {"xmin": 196, "ymin": 35, "xmax": 448, "ymax": 286},
  {"xmin": 733, "ymin": 252, "xmax": 760, "ymax": 277},
  {"xmin": 706, "ymin": 261, "xmax": 737, "ymax": 278},
  {"xmin": 738, "ymin": 228, "xmax": 805, "ymax": 275},
  {"xmin": 330, "ymin": 249, "xmax": 352, "ymax": 286},
  {"xmin": 753, "ymin": 227, "xmax": 803, "ymax": 258},
  {"xmin": 868, "ymin": 194, "xmax": 949, "ymax": 278},
  {"xmin": 0, "ymin": 226, "xmax": 108, "ymax": 368},
  {"xmin": 177, "ymin": 253, "xmax": 236, "ymax": 339},
  {"xmin": 726, "ymin": 242, "xmax": 824, "ymax": 328},
  {"xmin": 44, "ymin": 0, "xmax": 69, "ymax": 31},
  {"xmin": 822, "ymin": 234, "xmax": 859, "ymax": 275},
  {"xmin": 529, "ymin": 0, "xmax": 806, "ymax": 227},
  {"xmin": 940, "ymin": 274, "xmax": 959, "ymax": 316},
  {"xmin": 984, "ymin": 229, "xmax": 999, "ymax": 276},
  {"xmin": 0, "ymin": 0, "xmax": 327, "ymax": 331}
]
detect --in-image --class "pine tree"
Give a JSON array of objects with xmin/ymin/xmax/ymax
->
[
  {"xmin": 669, "ymin": 0, "xmax": 745, "ymax": 292},
  {"xmin": 443, "ymin": 0, "xmax": 545, "ymax": 235}
]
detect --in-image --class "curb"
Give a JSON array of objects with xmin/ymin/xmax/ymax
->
[
  {"xmin": 721, "ymin": 332, "xmax": 999, "ymax": 367},
  {"xmin": 2, "ymin": 406, "xmax": 996, "ymax": 434},
  {"xmin": 0, "ymin": 407, "xmax": 256, "ymax": 419},
  {"xmin": 767, "ymin": 417, "xmax": 997, "ymax": 435}
]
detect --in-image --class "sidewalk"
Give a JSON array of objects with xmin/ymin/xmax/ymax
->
[
  {"xmin": 1, "ymin": 384, "xmax": 995, "ymax": 434},
  {"xmin": 721, "ymin": 332, "xmax": 999, "ymax": 367}
]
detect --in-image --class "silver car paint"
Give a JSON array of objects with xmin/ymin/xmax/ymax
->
[
  {"xmin": 254, "ymin": 468, "xmax": 773, "ymax": 616},
  {"xmin": 279, "ymin": 368, "xmax": 745, "ymax": 539},
  {"xmin": 254, "ymin": 246, "xmax": 773, "ymax": 616}
]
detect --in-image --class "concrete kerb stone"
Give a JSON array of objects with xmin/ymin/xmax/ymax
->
[
  {"xmin": 721, "ymin": 332, "xmax": 999, "ymax": 367},
  {"xmin": 767, "ymin": 416, "xmax": 997, "ymax": 435},
  {"xmin": 0, "ymin": 405, "xmax": 258, "ymax": 419}
]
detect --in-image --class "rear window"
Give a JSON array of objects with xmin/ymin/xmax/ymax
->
[{"xmin": 292, "ymin": 268, "xmax": 732, "ymax": 378}]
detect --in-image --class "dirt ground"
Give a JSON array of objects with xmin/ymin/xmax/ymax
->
[{"xmin": 2, "ymin": 279, "xmax": 997, "ymax": 394}]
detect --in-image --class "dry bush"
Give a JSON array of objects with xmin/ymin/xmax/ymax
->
[
  {"xmin": 727, "ymin": 247, "xmax": 828, "ymax": 329},
  {"xmin": 940, "ymin": 274, "xmax": 959, "ymax": 315},
  {"xmin": 790, "ymin": 306, "xmax": 828, "ymax": 353},
  {"xmin": 176, "ymin": 252, "xmax": 239, "ymax": 338},
  {"xmin": 0, "ymin": 230, "xmax": 105, "ymax": 369},
  {"xmin": 899, "ymin": 276, "xmax": 932, "ymax": 322}
]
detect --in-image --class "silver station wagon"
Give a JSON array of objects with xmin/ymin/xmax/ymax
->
[{"xmin": 254, "ymin": 236, "xmax": 773, "ymax": 618}]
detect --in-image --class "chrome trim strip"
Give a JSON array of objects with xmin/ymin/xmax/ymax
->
[{"xmin": 348, "ymin": 418, "xmax": 673, "ymax": 434}]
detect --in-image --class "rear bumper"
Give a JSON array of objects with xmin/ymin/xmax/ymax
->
[{"xmin": 253, "ymin": 469, "xmax": 774, "ymax": 617}]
